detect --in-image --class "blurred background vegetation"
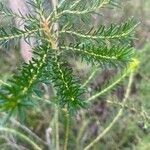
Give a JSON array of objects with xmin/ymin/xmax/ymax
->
[{"xmin": 0, "ymin": 0, "xmax": 150, "ymax": 150}]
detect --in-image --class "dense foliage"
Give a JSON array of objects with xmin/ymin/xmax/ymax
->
[{"xmin": 0, "ymin": 0, "xmax": 137, "ymax": 115}]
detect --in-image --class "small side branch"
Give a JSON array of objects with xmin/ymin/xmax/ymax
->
[
  {"xmin": 83, "ymin": 73, "xmax": 134, "ymax": 150},
  {"xmin": 57, "ymin": 0, "xmax": 110, "ymax": 16},
  {"xmin": 81, "ymin": 67, "xmax": 99, "ymax": 88},
  {"xmin": 87, "ymin": 58, "xmax": 138, "ymax": 102},
  {"xmin": 60, "ymin": 23, "xmax": 138, "ymax": 39},
  {"xmin": 0, "ymin": 127, "xmax": 42, "ymax": 150},
  {"xmin": 0, "ymin": 28, "xmax": 42, "ymax": 41},
  {"xmin": 87, "ymin": 71, "xmax": 128, "ymax": 102}
]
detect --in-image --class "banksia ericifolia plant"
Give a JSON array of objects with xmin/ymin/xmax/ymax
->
[{"xmin": 0, "ymin": 0, "xmax": 139, "ymax": 149}]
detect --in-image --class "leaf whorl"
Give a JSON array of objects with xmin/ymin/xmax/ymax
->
[
  {"xmin": 47, "ymin": 56, "xmax": 86, "ymax": 112},
  {"xmin": 0, "ymin": 43, "xmax": 50, "ymax": 112}
]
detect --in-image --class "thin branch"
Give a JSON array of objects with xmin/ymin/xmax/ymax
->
[
  {"xmin": 63, "ymin": 111, "xmax": 69, "ymax": 150},
  {"xmin": 87, "ymin": 58, "xmax": 139, "ymax": 102},
  {"xmin": 83, "ymin": 73, "xmax": 134, "ymax": 150},
  {"xmin": 81, "ymin": 67, "xmax": 99, "ymax": 88},
  {"xmin": 59, "ymin": 23, "xmax": 138, "ymax": 39},
  {"xmin": 0, "ymin": 142, "xmax": 27, "ymax": 150},
  {"xmin": 0, "ymin": 28, "xmax": 42, "ymax": 41},
  {"xmin": 57, "ymin": 0, "xmax": 110, "ymax": 16},
  {"xmin": 0, "ymin": 5, "xmax": 35, "ymax": 22},
  {"xmin": 0, "ymin": 112, "xmax": 46, "ymax": 146},
  {"xmin": 87, "ymin": 70, "xmax": 129, "ymax": 102},
  {"xmin": 10, "ymin": 117, "xmax": 47, "ymax": 146},
  {"xmin": 69, "ymin": 0, "xmax": 82, "ymax": 9},
  {"xmin": 0, "ymin": 127, "xmax": 42, "ymax": 150},
  {"xmin": 61, "ymin": 46, "xmax": 119, "ymax": 60}
]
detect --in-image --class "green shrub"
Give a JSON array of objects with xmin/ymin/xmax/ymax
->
[{"xmin": 0, "ymin": 0, "xmax": 141, "ymax": 150}]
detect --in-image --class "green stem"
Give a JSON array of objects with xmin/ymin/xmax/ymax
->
[
  {"xmin": 81, "ymin": 67, "xmax": 98, "ymax": 88},
  {"xmin": 64, "ymin": 111, "xmax": 69, "ymax": 150},
  {"xmin": 87, "ymin": 70, "xmax": 129, "ymax": 102},
  {"xmin": 0, "ymin": 127, "xmax": 42, "ymax": 150},
  {"xmin": 55, "ymin": 106, "xmax": 60, "ymax": 150},
  {"xmin": 83, "ymin": 73, "xmax": 134, "ymax": 150}
]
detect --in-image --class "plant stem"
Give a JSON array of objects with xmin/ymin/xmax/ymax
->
[
  {"xmin": 87, "ymin": 69, "xmax": 129, "ymax": 102},
  {"xmin": 50, "ymin": 0, "xmax": 60, "ymax": 150},
  {"xmin": 81, "ymin": 66, "xmax": 98, "ymax": 88},
  {"xmin": 0, "ymin": 127, "xmax": 42, "ymax": 150},
  {"xmin": 64, "ymin": 111, "xmax": 69, "ymax": 150},
  {"xmin": 84, "ymin": 73, "xmax": 134, "ymax": 150},
  {"xmin": 9, "ymin": 115, "xmax": 46, "ymax": 146},
  {"xmin": 55, "ymin": 106, "xmax": 59, "ymax": 150}
]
